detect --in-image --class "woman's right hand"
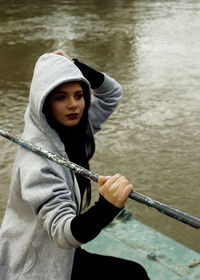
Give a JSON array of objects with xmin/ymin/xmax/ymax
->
[{"xmin": 98, "ymin": 174, "xmax": 133, "ymax": 208}]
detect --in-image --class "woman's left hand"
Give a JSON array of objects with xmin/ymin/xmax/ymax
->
[{"xmin": 53, "ymin": 50, "xmax": 74, "ymax": 63}]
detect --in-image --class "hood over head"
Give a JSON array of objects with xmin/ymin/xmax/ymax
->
[{"xmin": 27, "ymin": 53, "xmax": 91, "ymax": 135}]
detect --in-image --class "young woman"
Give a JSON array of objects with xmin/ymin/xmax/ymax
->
[{"xmin": 0, "ymin": 51, "xmax": 150, "ymax": 279}]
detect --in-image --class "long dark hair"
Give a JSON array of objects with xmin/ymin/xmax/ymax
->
[{"xmin": 43, "ymin": 81, "xmax": 92, "ymax": 210}]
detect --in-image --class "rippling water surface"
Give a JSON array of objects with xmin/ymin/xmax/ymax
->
[{"xmin": 0, "ymin": 0, "xmax": 200, "ymax": 252}]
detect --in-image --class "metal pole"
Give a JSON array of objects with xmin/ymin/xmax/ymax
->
[{"xmin": 0, "ymin": 129, "xmax": 199, "ymax": 230}]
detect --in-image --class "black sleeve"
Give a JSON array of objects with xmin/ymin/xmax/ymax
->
[
  {"xmin": 70, "ymin": 195, "xmax": 122, "ymax": 243},
  {"xmin": 73, "ymin": 59, "xmax": 105, "ymax": 89}
]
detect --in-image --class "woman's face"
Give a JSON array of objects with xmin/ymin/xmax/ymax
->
[{"xmin": 48, "ymin": 82, "xmax": 85, "ymax": 127}]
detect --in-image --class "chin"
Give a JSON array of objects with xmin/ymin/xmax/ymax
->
[{"xmin": 63, "ymin": 120, "xmax": 80, "ymax": 127}]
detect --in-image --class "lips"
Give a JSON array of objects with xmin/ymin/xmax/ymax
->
[{"xmin": 66, "ymin": 113, "xmax": 78, "ymax": 119}]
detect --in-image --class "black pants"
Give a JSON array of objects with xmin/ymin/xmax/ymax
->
[{"xmin": 71, "ymin": 247, "xmax": 150, "ymax": 280}]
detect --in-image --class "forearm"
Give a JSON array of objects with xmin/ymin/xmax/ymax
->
[
  {"xmin": 70, "ymin": 195, "xmax": 122, "ymax": 243},
  {"xmin": 88, "ymin": 73, "xmax": 122, "ymax": 133},
  {"xmin": 73, "ymin": 59, "xmax": 104, "ymax": 89}
]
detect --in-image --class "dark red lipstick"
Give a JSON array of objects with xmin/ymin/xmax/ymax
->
[{"xmin": 66, "ymin": 113, "xmax": 78, "ymax": 119}]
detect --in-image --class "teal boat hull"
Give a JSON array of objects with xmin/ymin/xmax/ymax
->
[{"xmin": 83, "ymin": 210, "xmax": 200, "ymax": 280}]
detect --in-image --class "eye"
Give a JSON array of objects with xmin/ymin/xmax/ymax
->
[
  {"xmin": 75, "ymin": 92, "xmax": 84, "ymax": 100},
  {"xmin": 54, "ymin": 94, "xmax": 66, "ymax": 101}
]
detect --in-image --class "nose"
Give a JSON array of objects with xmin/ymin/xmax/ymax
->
[{"xmin": 67, "ymin": 96, "xmax": 77, "ymax": 109}]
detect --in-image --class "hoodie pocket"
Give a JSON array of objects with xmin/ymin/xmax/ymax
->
[{"xmin": 21, "ymin": 244, "xmax": 37, "ymax": 275}]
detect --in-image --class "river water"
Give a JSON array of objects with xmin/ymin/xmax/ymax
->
[{"xmin": 0, "ymin": 0, "xmax": 199, "ymax": 253}]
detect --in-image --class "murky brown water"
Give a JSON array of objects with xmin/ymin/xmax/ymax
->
[{"xmin": 0, "ymin": 0, "xmax": 200, "ymax": 253}]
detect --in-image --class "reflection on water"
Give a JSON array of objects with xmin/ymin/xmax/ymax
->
[{"xmin": 0, "ymin": 0, "xmax": 200, "ymax": 252}]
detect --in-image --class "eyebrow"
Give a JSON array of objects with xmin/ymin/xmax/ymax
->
[{"xmin": 53, "ymin": 90, "xmax": 67, "ymax": 94}]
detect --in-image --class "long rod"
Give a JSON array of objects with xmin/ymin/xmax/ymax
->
[{"xmin": 0, "ymin": 129, "xmax": 200, "ymax": 230}]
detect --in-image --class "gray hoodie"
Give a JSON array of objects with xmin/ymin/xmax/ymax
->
[{"xmin": 0, "ymin": 53, "xmax": 122, "ymax": 280}]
